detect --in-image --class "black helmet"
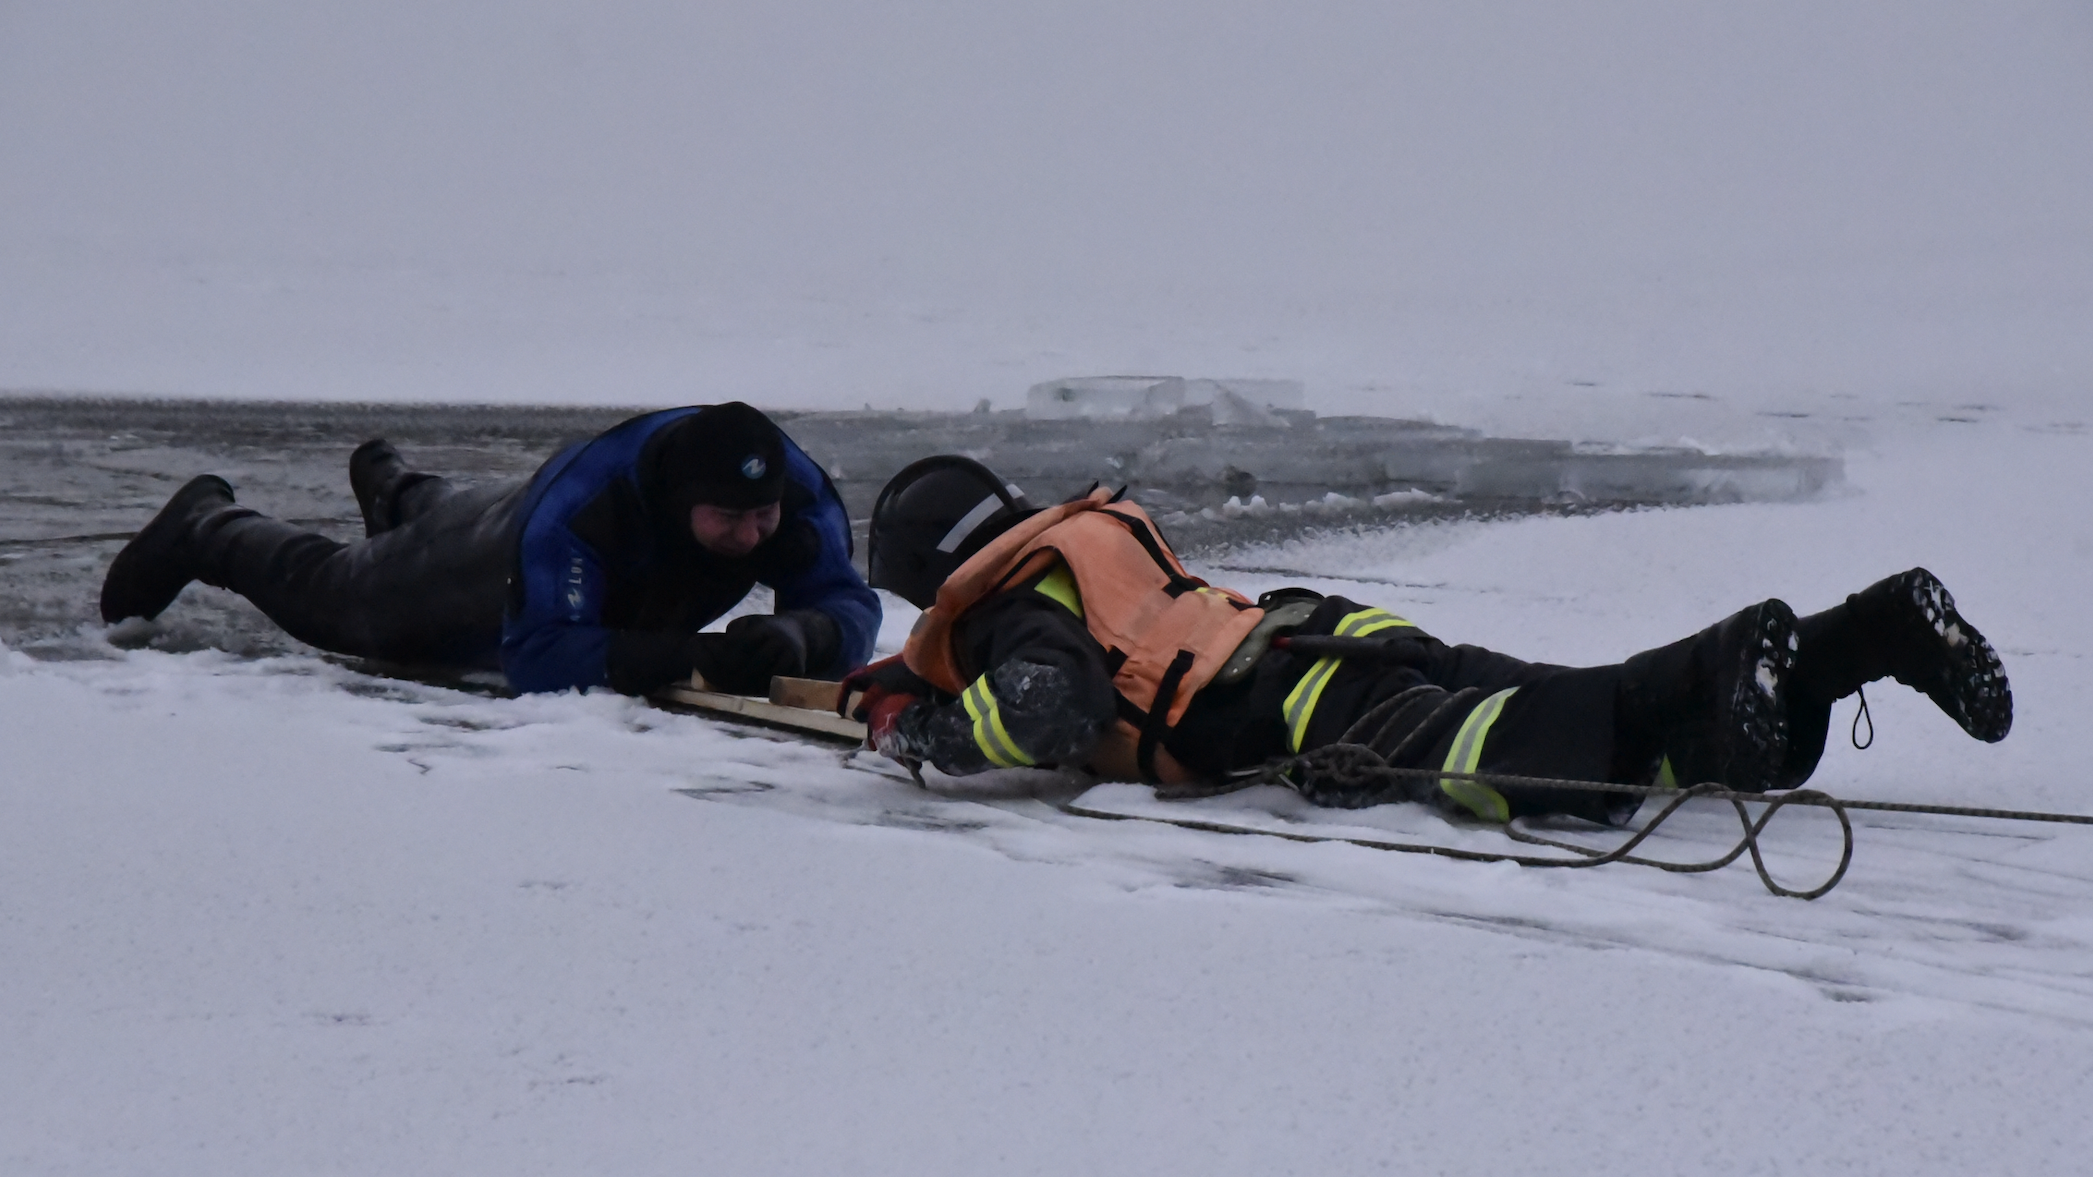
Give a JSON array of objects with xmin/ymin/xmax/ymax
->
[{"xmin": 868, "ymin": 456, "xmax": 1034, "ymax": 608}]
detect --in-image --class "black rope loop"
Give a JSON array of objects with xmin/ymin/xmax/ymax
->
[
  {"xmin": 1503, "ymin": 784, "xmax": 1854, "ymax": 899},
  {"xmin": 1053, "ymin": 710, "xmax": 2093, "ymax": 899},
  {"xmin": 1075, "ymin": 743, "xmax": 1873, "ymax": 898},
  {"xmin": 1281, "ymin": 741, "xmax": 1409, "ymax": 808},
  {"xmin": 1851, "ymin": 684, "xmax": 1874, "ymax": 750}
]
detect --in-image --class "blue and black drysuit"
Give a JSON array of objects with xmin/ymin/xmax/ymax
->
[
  {"xmin": 501, "ymin": 407, "xmax": 878, "ymax": 693},
  {"xmin": 173, "ymin": 407, "xmax": 878, "ymax": 695}
]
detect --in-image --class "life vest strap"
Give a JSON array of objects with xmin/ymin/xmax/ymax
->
[
  {"xmin": 1136, "ymin": 649, "xmax": 1198, "ymax": 783},
  {"xmin": 1095, "ymin": 508, "xmax": 1205, "ymax": 597}
]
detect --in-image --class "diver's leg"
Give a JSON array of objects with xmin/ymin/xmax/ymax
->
[
  {"xmin": 349, "ymin": 439, "xmax": 452, "ymax": 537},
  {"xmin": 191, "ymin": 482, "xmax": 525, "ymax": 666}
]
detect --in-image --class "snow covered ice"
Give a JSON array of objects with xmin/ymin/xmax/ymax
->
[
  {"xmin": 8, "ymin": 400, "xmax": 2093, "ymax": 1174},
  {"xmin": 6, "ymin": 1, "xmax": 2093, "ymax": 1172}
]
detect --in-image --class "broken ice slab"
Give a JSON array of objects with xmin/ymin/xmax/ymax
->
[
  {"xmin": 1025, "ymin": 375, "xmax": 1306, "ymax": 423},
  {"xmin": 1183, "ymin": 378, "xmax": 1305, "ymax": 412},
  {"xmin": 775, "ymin": 407, "xmax": 1842, "ymax": 549},
  {"xmin": 1026, "ymin": 375, "xmax": 1182, "ymax": 420}
]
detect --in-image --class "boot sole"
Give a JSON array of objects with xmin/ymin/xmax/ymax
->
[
  {"xmin": 1722, "ymin": 599, "xmax": 1798, "ymax": 792},
  {"xmin": 1898, "ymin": 569, "xmax": 2012, "ymax": 742}
]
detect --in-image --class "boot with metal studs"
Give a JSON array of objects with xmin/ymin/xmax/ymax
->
[
  {"xmin": 1833, "ymin": 568, "xmax": 2011, "ymax": 743},
  {"xmin": 1619, "ymin": 598, "xmax": 1799, "ymax": 794},
  {"xmin": 1771, "ymin": 567, "xmax": 2012, "ymax": 790}
]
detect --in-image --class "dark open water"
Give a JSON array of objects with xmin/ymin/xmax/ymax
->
[{"xmin": 0, "ymin": 396, "xmax": 1838, "ymax": 663}]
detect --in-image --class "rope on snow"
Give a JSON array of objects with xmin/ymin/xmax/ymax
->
[{"xmin": 1060, "ymin": 749, "xmax": 2093, "ymax": 901}]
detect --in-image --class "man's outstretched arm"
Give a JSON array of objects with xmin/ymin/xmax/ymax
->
[
  {"xmin": 871, "ymin": 590, "xmax": 1116, "ymax": 774},
  {"xmin": 763, "ymin": 445, "xmax": 879, "ymax": 676}
]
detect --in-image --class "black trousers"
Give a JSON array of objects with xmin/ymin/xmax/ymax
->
[
  {"xmin": 1298, "ymin": 641, "xmax": 1630, "ymax": 821},
  {"xmin": 1304, "ymin": 636, "xmax": 1849, "ymax": 822},
  {"xmin": 194, "ymin": 477, "xmax": 525, "ymax": 669}
]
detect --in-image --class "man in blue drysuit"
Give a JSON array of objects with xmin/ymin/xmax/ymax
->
[{"xmin": 100, "ymin": 402, "xmax": 879, "ymax": 695}]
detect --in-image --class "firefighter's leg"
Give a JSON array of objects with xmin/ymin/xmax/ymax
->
[
  {"xmin": 1298, "ymin": 653, "xmax": 1626, "ymax": 823},
  {"xmin": 1614, "ymin": 599, "xmax": 1800, "ymax": 794},
  {"xmin": 1777, "ymin": 568, "xmax": 2011, "ymax": 788},
  {"xmin": 1425, "ymin": 664, "xmax": 1631, "ymax": 824}
]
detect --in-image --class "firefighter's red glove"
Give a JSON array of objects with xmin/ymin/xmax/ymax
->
[
  {"xmin": 838, "ymin": 654, "xmax": 936, "ymax": 765},
  {"xmin": 837, "ymin": 654, "xmax": 934, "ymax": 717},
  {"xmin": 860, "ymin": 689, "xmax": 925, "ymax": 762}
]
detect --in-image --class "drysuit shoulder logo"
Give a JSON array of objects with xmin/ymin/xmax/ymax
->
[
  {"xmin": 740, "ymin": 455, "xmax": 767, "ymax": 479},
  {"xmin": 565, "ymin": 555, "xmax": 587, "ymax": 618}
]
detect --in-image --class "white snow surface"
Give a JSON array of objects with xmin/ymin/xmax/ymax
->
[
  {"xmin": 8, "ymin": 3, "xmax": 2093, "ymax": 1170},
  {"xmin": 8, "ymin": 407, "xmax": 2093, "ymax": 1174}
]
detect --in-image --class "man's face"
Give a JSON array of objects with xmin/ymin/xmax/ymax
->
[{"xmin": 689, "ymin": 500, "xmax": 782, "ymax": 558}]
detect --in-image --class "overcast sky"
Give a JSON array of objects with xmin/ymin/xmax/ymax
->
[{"xmin": 3, "ymin": 1, "xmax": 2088, "ymax": 413}]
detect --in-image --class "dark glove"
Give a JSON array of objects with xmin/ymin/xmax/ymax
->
[
  {"xmin": 707, "ymin": 613, "xmax": 811, "ymax": 694},
  {"xmin": 608, "ymin": 629, "xmax": 731, "ymax": 696},
  {"xmin": 680, "ymin": 632, "xmax": 736, "ymax": 690}
]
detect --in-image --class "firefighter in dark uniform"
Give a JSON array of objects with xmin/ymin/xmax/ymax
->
[{"xmin": 844, "ymin": 457, "xmax": 2012, "ymax": 822}]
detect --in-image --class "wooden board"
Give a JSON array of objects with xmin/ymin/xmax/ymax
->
[
  {"xmin": 653, "ymin": 675, "xmax": 867, "ymax": 743},
  {"xmin": 766, "ymin": 676, "xmax": 849, "ymax": 711}
]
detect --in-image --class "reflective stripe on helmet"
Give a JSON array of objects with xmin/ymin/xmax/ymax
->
[
  {"xmin": 1280, "ymin": 607, "xmax": 1418, "ymax": 752},
  {"xmin": 1438, "ymin": 687, "xmax": 1516, "ymax": 822},
  {"xmin": 937, "ymin": 494, "xmax": 1009, "ymax": 553},
  {"xmin": 962, "ymin": 674, "xmax": 1034, "ymax": 768}
]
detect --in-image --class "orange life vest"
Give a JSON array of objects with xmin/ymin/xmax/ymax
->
[{"xmin": 903, "ymin": 488, "xmax": 1265, "ymax": 782}]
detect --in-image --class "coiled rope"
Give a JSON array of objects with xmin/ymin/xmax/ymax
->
[{"xmin": 1060, "ymin": 747, "xmax": 2093, "ymax": 900}]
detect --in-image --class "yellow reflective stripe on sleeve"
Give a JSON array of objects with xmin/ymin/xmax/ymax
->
[
  {"xmin": 962, "ymin": 675, "xmax": 1034, "ymax": 768},
  {"xmin": 1335, "ymin": 607, "xmax": 1415, "ymax": 638},
  {"xmin": 1033, "ymin": 563, "xmax": 1084, "ymax": 617},
  {"xmin": 1438, "ymin": 687, "xmax": 1516, "ymax": 823},
  {"xmin": 1280, "ymin": 607, "xmax": 1421, "ymax": 752},
  {"xmin": 1282, "ymin": 656, "xmax": 1342, "ymax": 752}
]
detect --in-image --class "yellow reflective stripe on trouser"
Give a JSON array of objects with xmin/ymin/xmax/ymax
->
[
  {"xmin": 1280, "ymin": 607, "xmax": 1419, "ymax": 752},
  {"xmin": 962, "ymin": 675, "xmax": 1034, "ymax": 768},
  {"xmin": 1438, "ymin": 687, "xmax": 1516, "ymax": 823}
]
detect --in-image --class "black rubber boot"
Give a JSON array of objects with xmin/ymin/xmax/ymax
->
[
  {"xmin": 1774, "ymin": 568, "xmax": 2012, "ymax": 789},
  {"xmin": 1616, "ymin": 598, "xmax": 1799, "ymax": 793},
  {"xmin": 348, "ymin": 439, "xmax": 441, "ymax": 537},
  {"xmin": 1802, "ymin": 568, "xmax": 2011, "ymax": 740},
  {"xmin": 98, "ymin": 475, "xmax": 238, "ymax": 623}
]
